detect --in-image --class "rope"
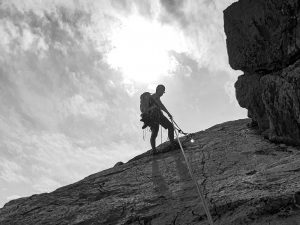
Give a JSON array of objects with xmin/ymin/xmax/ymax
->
[
  {"xmin": 172, "ymin": 119, "xmax": 189, "ymax": 135},
  {"xmin": 143, "ymin": 128, "xmax": 150, "ymax": 141},
  {"xmin": 143, "ymin": 129, "xmax": 145, "ymax": 141},
  {"xmin": 172, "ymin": 119, "xmax": 214, "ymax": 225},
  {"xmin": 160, "ymin": 124, "xmax": 162, "ymax": 145}
]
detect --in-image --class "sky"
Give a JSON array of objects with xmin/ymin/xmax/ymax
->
[{"xmin": 0, "ymin": 0, "xmax": 245, "ymax": 207}]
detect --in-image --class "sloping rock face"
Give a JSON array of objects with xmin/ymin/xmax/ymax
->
[
  {"xmin": 1, "ymin": 119, "xmax": 300, "ymax": 225},
  {"xmin": 224, "ymin": 0, "xmax": 300, "ymax": 145}
]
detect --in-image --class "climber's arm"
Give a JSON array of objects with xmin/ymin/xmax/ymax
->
[{"xmin": 153, "ymin": 97, "xmax": 172, "ymax": 119}]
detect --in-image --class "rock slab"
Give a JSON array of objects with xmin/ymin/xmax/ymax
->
[{"xmin": 0, "ymin": 119, "xmax": 300, "ymax": 225}]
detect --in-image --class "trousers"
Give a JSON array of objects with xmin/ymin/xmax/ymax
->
[{"xmin": 150, "ymin": 113, "xmax": 174, "ymax": 150}]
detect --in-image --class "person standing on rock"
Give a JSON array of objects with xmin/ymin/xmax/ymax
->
[{"xmin": 147, "ymin": 85, "xmax": 176, "ymax": 154}]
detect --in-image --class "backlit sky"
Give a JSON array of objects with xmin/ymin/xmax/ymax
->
[{"xmin": 0, "ymin": 0, "xmax": 245, "ymax": 207}]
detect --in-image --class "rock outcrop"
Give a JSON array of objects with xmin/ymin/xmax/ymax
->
[
  {"xmin": 1, "ymin": 119, "xmax": 300, "ymax": 225},
  {"xmin": 224, "ymin": 0, "xmax": 300, "ymax": 145}
]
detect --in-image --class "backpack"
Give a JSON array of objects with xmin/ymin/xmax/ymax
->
[
  {"xmin": 140, "ymin": 92, "xmax": 152, "ymax": 114},
  {"xmin": 139, "ymin": 92, "xmax": 160, "ymax": 129}
]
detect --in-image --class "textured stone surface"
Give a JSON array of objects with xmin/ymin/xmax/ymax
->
[
  {"xmin": 224, "ymin": 0, "xmax": 300, "ymax": 73},
  {"xmin": 261, "ymin": 61, "xmax": 300, "ymax": 144},
  {"xmin": 235, "ymin": 73, "xmax": 269, "ymax": 131},
  {"xmin": 235, "ymin": 57, "xmax": 300, "ymax": 145},
  {"xmin": 1, "ymin": 119, "xmax": 300, "ymax": 225},
  {"xmin": 225, "ymin": 0, "xmax": 300, "ymax": 145}
]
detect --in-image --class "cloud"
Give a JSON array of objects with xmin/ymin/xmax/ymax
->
[
  {"xmin": 32, "ymin": 177, "xmax": 61, "ymax": 193},
  {"xmin": 160, "ymin": 0, "xmax": 188, "ymax": 27},
  {"xmin": 62, "ymin": 94, "xmax": 109, "ymax": 120},
  {"xmin": 0, "ymin": 1, "xmax": 144, "ymax": 206},
  {"xmin": 0, "ymin": 127, "xmax": 141, "ymax": 197},
  {"xmin": 1, "ymin": 0, "xmax": 238, "ymax": 76},
  {"xmin": 158, "ymin": 0, "xmax": 242, "ymax": 107},
  {"xmin": 0, "ymin": 160, "xmax": 29, "ymax": 183},
  {"xmin": 224, "ymin": 72, "xmax": 243, "ymax": 105},
  {"xmin": 158, "ymin": 0, "xmax": 238, "ymax": 73},
  {"xmin": 6, "ymin": 195, "xmax": 21, "ymax": 202}
]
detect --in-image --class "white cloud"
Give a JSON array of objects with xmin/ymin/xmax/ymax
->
[
  {"xmin": 158, "ymin": 0, "xmax": 238, "ymax": 73},
  {"xmin": 26, "ymin": 132, "xmax": 115, "ymax": 183},
  {"xmin": 0, "ymin": 19, "xmax": 19, "ymax": 53},
  {"xmin": 32, "ymin": 177, "xmax": 62, "ymax": 193},
  {"xmin": 0, "ymin": 18, "xmax": 49, "ymax": 57},
  {"xmin": 0, "ymin": 0, "xmax": 147, "ymax": 207},
  {"xmin": 21, "ymin": 28, "xmax": 35, "ymax": 51},
  {"xmin": 104, "ymin": 15, "xmax": 186, "ymax": 84},
  {"xmin": 2, "ymin": 0, "xmax": 77, "ymax": 14},
  {"xmin": 6, "ymin": 194, "xmax": 21, "ymax": 202},
  {"xmin": 223, "ymin": 69, "xmax": 243, "ymax": 105},
  {"xmin": 224, "ymin": 79, "xmax": 237, "ymax": 104},
  {"xmin": 63, "ymin": 94, "xmax": 109, "ymax": 120},
  {"xmin": 0, "ymin": 160, "xmax": 29, "ymax": 183}
]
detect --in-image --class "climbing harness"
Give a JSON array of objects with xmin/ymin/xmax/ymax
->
[{"xmin": 172, "ymin": 118, "xmax": 214, "ymax": 225}]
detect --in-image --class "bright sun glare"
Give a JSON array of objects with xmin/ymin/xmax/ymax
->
[{"xmin": 106, "ymin": 16, "xmax": 186, "ymax": 83}]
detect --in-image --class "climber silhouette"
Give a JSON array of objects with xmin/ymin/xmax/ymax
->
[{"xmin": 148, "ymin": 85, "xmax": 175, "ymax": 154}]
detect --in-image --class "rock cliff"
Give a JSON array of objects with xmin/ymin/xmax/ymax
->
[
  {"xmin": 0, "ymin": 119, "xmax": 300, "ymax": 225},
  {"xmin": 224, "ymin": 0, "xmax": 300, "ymax": 145}
]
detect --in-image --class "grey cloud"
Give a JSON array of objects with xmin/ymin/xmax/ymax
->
[
  {"xmin": 160, "ymin": 0, "xmax": 188, "ymax": 27},
  {"xmin": 110, "ymin": 0, "xmax": 132, "ymax": 15},
  {"xmin": 158, "ymin": 0, "xmax": 238, "ymax": 73},
  {"xmin": 159, "ymin": 0, "xmax": 219, "ymax": 28},
  {"xmin": 132, "ymin": 0, "xmax": 154, "ymax": 20},
  {"xmin": 0, "ymin": 160, "xmax": 29, "ymax": 183},
  {"xmin": 203, "ymin": 0, "xmax": 216, "ymax": 8},
  {"xmin": 111, "ymin": 0, "xmax": 154, "ymax": 19},
  {"xmin": 0, "ymin": 0, "xmax": 142, "ymax": 161},
  {"xmin": 0, "ymin": 0, "xmax": 150, "ymax": 208},
  {"xmin": 0, "ymin": 5, "xmax": 91, "ymax": 54}
]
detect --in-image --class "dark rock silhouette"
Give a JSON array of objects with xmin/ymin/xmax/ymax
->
[
  {"xmin": 0, "ymin": 119, "xmax": 300, "ymax": 224},
  {"xmin": 224, "ymin": 0, "xmax": 300, "ymax": 73},
  {"xmin": 224, "ymin": 0, "xmax": 300, "ymax": 145}
]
